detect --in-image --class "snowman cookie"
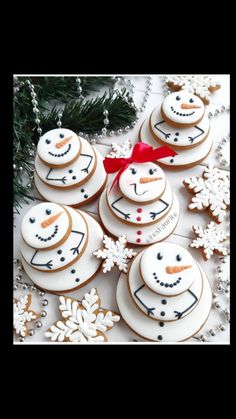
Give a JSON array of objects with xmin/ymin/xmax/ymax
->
[
  {"xmin": 35, "ymin": 136, "xmax": 96, "ymax": 189},
  {"xmin": 161, "ymin": 92, "xmax": 205, "ymax": 127},
  {"xmin": 21, "ymin": 206, "xmax": 88, "ymax": 272},
  {"xmin": 21, "ymin": 202, "xmax": 72, "ymax": 250},
  {"xmin": 150, "ymin": 107, "xmax": 210, "ymax": 148},
  {"xmin": 38, "ymin": 128, "xmax": 81, "ymax": 167},
  {"xmin": 128, "ymin": 250, "xmax": 203, "ymax": 321}
]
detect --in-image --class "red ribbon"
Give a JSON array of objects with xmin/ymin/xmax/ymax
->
[{"xmin": 103, "ymin": 142, "xmax": 177, "ymax": 192}]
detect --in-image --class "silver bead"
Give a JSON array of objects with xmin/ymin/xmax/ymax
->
[
  {"xmin": 214, "ymin": 109, "xmax": 220, "ymax": 115},
  {"xmin": 37, "ymin": 128, "xmax": 42, "ymax": 134},
  {"xmin": 27, "ymin": 183, "xmax": 32, "ymax": 189},
  {"xmin": 15, "ymin": 275, "xmax": 22, "ymax": 281},
  {"xmin": 125, "ymin": 126, "xmax": 130, "ymax": 132},
  {"xmin": 17, "ymin": 264, "xmax": 23, "ymax": 271},
  {"xmin": 31, "ymin": 99, "xmax": 38, "ymax": 106},
  {"xmin": 33, "ymin": 107, "xmax": 39, "ymax": 114},
  {"xmin": 57, "ymin": 122, "xmax": 62, "ymax": 128},
  {"xmin": 22, "ymin": 284, "xmax": 28, "ymax": 290},
  {"xmin": 90, "ymin": 139, "xmax": 96, "ymax": 145},
  {"xmin": 109, "ymin": 130, "xmax": 114, "ymax": 136},
  {"xmin": 117, "ymin": 129, "xmax": 123, "ymax": 135},
  {"xmin": 212, "ymin": 292, "xmax": 218, "ymax": 299},
  {"xmin": 226, "ymin": 316, "xmax": 230, "ymax": 324},
  {"xmin": 140, "ymin": 106, "xmax": 145, "ymax": 112},
  {"xmin": 103, "ymin": 118, "xmax": 109, "ymax": 125},
  {"xmin": 214, "ymin": 301, "xmax": 221, "ymax": 309},
  {"xmin": 103, "ymin": 110, "xmax": 109, "ymax": 116},
  {"xmin": 218, "ymin": 324, "xmax": 226, "ymax": 332},
  {"xmin": 13, "ymin": 284, "xmax": 18, "ymax": 290},
  {"xmin": 39, "ymin": 291, "xmax": 45, "ymax": 297},
  {"xmin": 31, "ymin": 286, "xmax": 36, "ymax": 292},
  {"xmin": 35, "ymin": 321, "xmax": 42, "ymax": 329},
  {"xmin": 217, "ymin": 284, "xmax": 223, "ymax": 291},
  {"xmin": 28, "ymin": 329, "xmax": 35, "ymax": 336},
  {"xmin": 209, "ymin": 329, "xmax": 216, "ymax": 337},
  {"xmin": 101, "ymin": 127, "xmax": 107, "ymax": 135},
  {"xmin": 19, "ymin": 166, "xmax": 23, "ymax": 171},
  {"xmin": 131, "ymin": 121, "xmax": 136, "ymax": 128},
  {"xmin": 76, "ymin": 77, "xmax": 81, "ymax": 84},
  {"xmin": 42, "ymin": 299, "xmax": 48, "ymax": 306},
  {"xmin": 13, "ymin": 164, "xmax": 16, "ymax": 170},
  {"xmin": 217, "ymin": 266, "xmax": 223, "ymax": 273},
  {"xmin": 58, "ymin": 113, "xmax": 63, "ymax": 118},
  {"xmin": 40, "ymin": 310, "xmax": 47, "ymax": 318},
  {"xmin": 200, "ymin": 335, "xmax": 207, "ymax": 342},
  {"xmin": 19, "ymin": 336, "xmax": 25, "ymax": 342},
  {"xmin": 224, "ymin": 288, "xmax": 230, "ymax": 294},
  {"xmin": 13, "ymin": 258, "xmax": 19, "ymax": 265},
  {"xmin": 79, "ymin": 132, "xmax": 84, "ymax": 137},
  {"xmin": 224, "ymin": 308, "xmax": 230, "ymax": 316},
  {"xmin": 26, "ymin": 80, "xmax": 31, "ymax": 85},
  {"xmin": 221, "ymin": 105, "xmax": 226, "ymax": 111},
  {"xmin": 31, "ymin": 92, "xmax": 36, "ymax": 98},
  {"xmin": 35, "ymin": 119, "xmax": 40, "ymax": 124},
  {"xmin": 208, "ymin": 112, "xmax": 213, "ymax": 118},
  {"xmin": 77, "ymin": 86, "xmax": 82, "ymax": 94}
]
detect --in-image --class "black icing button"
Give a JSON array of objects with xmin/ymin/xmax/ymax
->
[
  {"xmin": 157, "ymin": 335, "xmax": 163, "ymax": 341},
  {"xmin": 159, "ymin": 322, "xmax": 164, "ymax": 327},
  {"xmin": 71, "ymin": 269, "xmax": 76, "ymax": 274},
  {"xmin": 75, "ymin": 278, "xmax": 80, "ymax": 282},
  {"xmin": 160, "ymin": 311, "xmax": 165, "ymax": 317},
  {"xmin": 69, "ymin": 169, "xmax": 73, "ymax": 173},
  {"xmin": 60, "ymin": 257, "xmax": 65, "ymax": 262},
  {"xmin": 57, "ymin": 250, "xmax": 62, "ymax": 254},
  {"xmin": 161, "ymin": 300, "xmax": 167, "ymax": 305},
  {"xmin": 81, "ymin": 189, "xmax": 85, "ymax": 193},
  {"xmin": 72, "ymin": 176, "xmax": 76, "ymax": 180},
  {"xmin": 84, "ymin": 194, "xmax": 88, "ymax": 199},
  {"xmin": 170, "ymin": 159, "xmax": 174, "ymax": 163}
]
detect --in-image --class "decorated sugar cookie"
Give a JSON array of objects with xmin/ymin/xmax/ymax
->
[
  {"xmin": 21, "ymin": 206, "xmax": 88, "ymax": 272},
  {"xmin": 35, "ymin": 137, "xmax": 96, "ymax": 189},
  {"xmin": 14, "ymin": 294, "xmax": 40, "ymax": 337},
  {"xmin": 37, "ymin": 128, "xmax": 81, "ymax": 167},
  {"xmin": 21, "ymin": 202, "xmax": 71, "ymax": 250},
  {"xmin": 140, "ymin": 243, "xmax": 198, "ymax": 296},
  {"xmin": 161, "ymin": 91, "xmax": 205, "ymax": 127},
  {"xmin": 190, "ymin": 222, "xmax": 229, "ymax": 261},
  {"xmin": 128, "ymin": 251, "xmax": 202, "ymax": 321}
]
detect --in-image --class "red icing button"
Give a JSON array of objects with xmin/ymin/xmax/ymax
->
[
  {"xmin": 136, "ymin": 238, "xmax": 141, "ymax": 243},
  {"xmin": 136, "ymin": 217, "xmax": 142, "ymax": 221},
  {"xmin": 137, "ymin": 231, "xmax": 142, "ymax": 235},
  {"xmin": 137, "ymin": 208, "xmax": 142, "ymax": 213}
]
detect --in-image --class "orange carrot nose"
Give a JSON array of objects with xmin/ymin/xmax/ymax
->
[
  {"xmin": 181, "ymin": 103, "xmax": 201, "ymax": 109},
  {"xmin": 139, "ymin": 177, "xmax": 162, "ymax": 184},
  {"xmin": 165, "ymin": 265, "xmax": 192, "ymax": 274},
  {"xmin": 55, "ymin": 136, "xmax": 73, "ymax": 149},
  {"xmin": 41, "ymin": 212, "xmax": 63, "ymax": 228}
]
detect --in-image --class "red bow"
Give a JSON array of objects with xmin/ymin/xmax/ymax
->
[{"xmin": 103, "ymin": 142, "xmax": 177, "ymax": 192}]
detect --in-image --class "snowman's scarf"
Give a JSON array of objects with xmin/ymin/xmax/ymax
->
[{"xmin": 103, "ymin": 142, "xmax": 177, "ymax": 193}]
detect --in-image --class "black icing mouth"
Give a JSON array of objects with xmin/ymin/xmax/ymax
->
[
  {"xmin": 36, "ymin": 225, "xmax": 59, "ymax": 242},
  {"xmin": 153, "ymin": 272, "xmax": 182, "ymax": 288},
  {"xmin": 170, "ymin": 106, "xmax": 195, "ymax": 117},
  {"xmin": 49, "ymin": 144, "xmax": 71, "ymax": 157},
  {"xmin": 130, "ymin": 183, "xmax": 148, "ymax": 196}
]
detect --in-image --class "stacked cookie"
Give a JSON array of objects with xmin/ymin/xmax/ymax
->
[
  {"xmin": 116, "ymin": 243, "xmax": 212, "ymax": 342},
  {"xmin": 20, "ymin": 202, "xmax": 103, "ymax": 293},
  {"xmin": 139, "ymin": 91, "xmax": 213, "ymax": 169},
  {"xmin": 34, "ymin": 128, "xmax": 107, "ymax": 206},
  {"xmin": 99, "ymin": 160, "xmax": 179, "ymax": 245}
]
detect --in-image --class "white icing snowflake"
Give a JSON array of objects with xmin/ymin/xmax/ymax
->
[
  {"xmin": 45, "ymin": 289, "xmax": 120, "ymax": 342},
  {"xmin": 190, "ymin": 222, "xmax": 229, "ymax": 260},
  {"xmin": 184, "ymin": 164, "xmax": 230, "ymax": 223},
  {"xmin": 216, "ymin": 136, "xmax": 230, "ymax": 169},
  {"xmin": 106, "ymin": 139, "xmax": 132, "ymax": 158},
  {"xmin": 166, "ymin": 76, "xmax": 221, "ymax": 104},
  {"xmin": 93, "ymin": 235, "xmax": 137, "ymax": 273},
  {"xmin": 13, "ymin": 294, "xmax": 38, "ymax": 337}
]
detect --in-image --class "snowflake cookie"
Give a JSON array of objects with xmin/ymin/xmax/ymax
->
[
  {"xmin": 190, "ymin": 222, "xmax": 229, "ymax": 261},
  {"xmin": 45, "ymin": 288, "xmax": 120, "ymax": 342},
  {"xmin": 93, "ymin": 235, "xmax": 137, "ymax": 273},
  {"xmin": 106, "ymin": 139, "xmax": 132, "ymax": 158},
  {"xmin": 183, "ymin": 164, "xmax": 230, "ymax": 223},
  {"xmin": 165, "ymin": 76, "xmax": 221, "ymax": 104},
  {"xmin": 13, "ymin": 294, "xmax": 40, "ymax": 337}
]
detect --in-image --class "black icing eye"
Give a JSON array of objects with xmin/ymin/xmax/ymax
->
[
  {"xmin": 176, "ymin": 96, "xmax": 181, "ymax": 101},
  {"xmin": 157, "ymin": 252, "xmax": 163, "ymax": 260},
  {"xmin": 46, "ymin": 209, "xmax": 51, "ymax": 215},
  {"xmin": 59, "ymin": 133, "xmax": 64, "ymax": 138},
  {"xmin": 189, "ymin": 98, "xmax": 194, "ymax": 103},
  {"xmin": 46, "ymin": 139, "xmax": 51, "ymax": 144},
  {"xmin": 130, "ymin": 168, "xmax": 137, "ymax": 175},
  {"xmin": 29, "ymin": 217, "xmax": 35, "ymax": 223},
  {"xmin": 149, "ymin": 168, "xmax": 157, "ymax": 175},
  {"xmin": 176, "ymin": 254, "xmax": 182, "ymax": 261}
]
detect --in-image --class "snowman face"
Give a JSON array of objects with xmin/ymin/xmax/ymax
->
[
  {"xmin": 37, "ymin": 129, "xmax": 81, "ymax": 166},
  {"xmin": 21, "ymin": 203, "xmax": 71, "ymax": 249},
  {"xmin": 140, "ymin": 243, "xmax": 198, "ymax": 296},
  {"xmin": 162, "ymin": 92, "xmax": 205, "ymax": 125},
  {"xmin": 119, "ymin": 162, "xmax": 166, "ymax": 203}
]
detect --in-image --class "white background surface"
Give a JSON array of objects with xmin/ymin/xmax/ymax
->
[{"xmin": 13, "ymin": 75, "xmax": 230, "ymax": 344}]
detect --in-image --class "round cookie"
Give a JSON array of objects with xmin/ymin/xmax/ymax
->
[
  {"xmin": 128, "ymin": 250, "xmax": 202, "ymax": 321},
  {"xmin": 116, "ymin": 264, "xmax": 212, "ymax": 342},
  {"xmin": 21, "ymin": 202, "xmax": 72, "ymax": 250},
  {"xmin": 99, "ymin": 188, "xmax": 179, "ymax": 245},
  {"xmin": 21, "ymin": 211, "xmax": 104, "ymax": 293},
  {"xmin": 139, "ymin": 118, "xmax": 213, "ymax": 169},
  {"xmin": 107, "ymin": 179, "xmax": 173, "ymax": 226},
  {"xmin": 35, "ymin": 137, "xmax": 96, "ymax": 189},
  {"xmin": 21, "ymin": 207, "xmax": 88, "ymax": 272},
  {"xmin": 161, "ymin": 92, "xmax": 205, "ymax": 127},
  {"xmin": 119, "ymin": 162, "xmax": 166, "ymax": 203},
  {"xmin": 140, "ymin": 243, "xmax": 198, "ymax": 296},
  {"xmin": 34, "ymin": 147, "xmax": 107, "ymax": 206},
  {"xmin": 38, "ymin": 129, "xmax": 81, "ymax": 167},
  {"xmin": 150, "ymin": 107, "xmax": 210, "ymax": 148}
]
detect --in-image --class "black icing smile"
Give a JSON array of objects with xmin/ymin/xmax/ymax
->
[
  {"xmin": 130, "ymin": 183, "xmax": 148, "ymax": 196},
  {"xmin": 153, "ymin": 272, "xmax": 182, "ymax": 288},
  {"xmin": 49, "ymin": 144, "xmax": 71, "ymax": 157},
  {"xmin": 36, "ymin": 225, "xmax": 59, "ymax": 242},
  {"xmin": 170, "ymin": 106, "xmax": 195, "ymax": 117}
]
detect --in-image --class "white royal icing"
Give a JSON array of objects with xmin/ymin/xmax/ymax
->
[
  {"xmin": 21, "ymin": 211, "xmax": 104, "ymax": 292},
  {"xmin": 37, "ymin": 128, "xmax": 81, "ymax": 166},
  {"xmin": 34, "ymin": 147, "xmax": 107, "ymax": 206},
  {"xmin": 166, "ymin": 76, "xmax": 220, "ymax": 104},
  {"xmin": 35, "ymin": 137, "xmax": 96, "ymax": 188},
  {"xmin": 150, "ymin": 107, "xmax": 210, "ymax": 147},
  {"xmin": 190, "ymin": 222, "xmax": 229, "ymax": 260},
  {"xmin": 21, "ymin": 207, "xmax": 88, "ymax": 272},
  {"xmin": 99, "ymin": 188, "xmax": 179, "ymax": 245},
  {"xmin": 116, "ymin": 263, "xmax": 212, "ymax": 342},
  {"xmin": 128, "ymin": 250, "xmax": 202, "ymax": 321},
  {"xmin": 140, "ymin": 243, "xmax": 198, "ymax": 296},
  {"xmin": 21, "ymin": 202, "xmax": 70, "ymax": 249},
  {"xmin": 106, "ymin": 139, "xmax": 132, "ymax": 158},
  {"xmin": 162, "ymin": 92, "xmax": 205, "ymax": 126},
  {"xmin": 107, "ymin": 179, "xmax": 173, "ymax": 225},
  {"xmin": 119, "ymin": 162, "xmax": 166, "ymax": 203},
  {"xmin": 13, "ymin": 295, "xmax": 37, "ymax": 337},
  {"xmin": 139, "ymin": 117, "xmax": 213, "ymax": 168}
]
